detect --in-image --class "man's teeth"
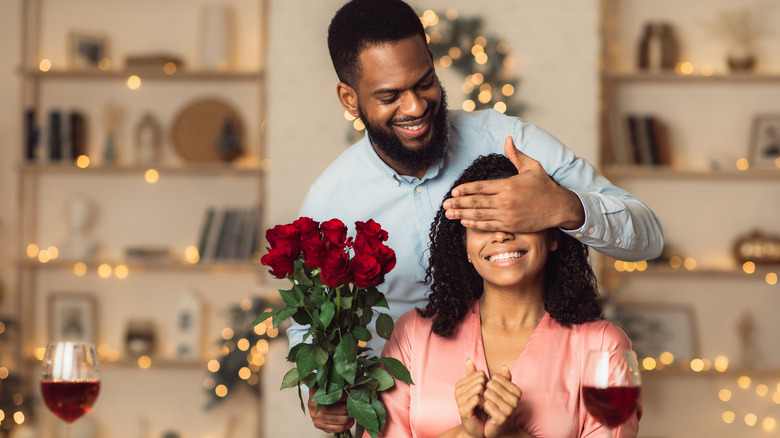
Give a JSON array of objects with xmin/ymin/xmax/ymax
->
[
  {"xmin": 403, "ymin": 122, "xmax": 424, "ymax": 131},
  {"xmin": 488, "ymin": 252, "xmax": 524, "ymax": 262}
]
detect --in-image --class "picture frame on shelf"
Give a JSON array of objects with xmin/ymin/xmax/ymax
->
[
  {"xmin": 48, "ymin": 293, "xmax": 97, "ymax": 343},
  {"xmin": 614, "ymin": 303, "xmax": 699, "ymax": 361},
  {"xmin": 68, "ymin": 31, "xmax": 109, "ymax": 69},
  {"xmin": 749, "ymin": 113, "xmax": 780, "ymax": 167}
]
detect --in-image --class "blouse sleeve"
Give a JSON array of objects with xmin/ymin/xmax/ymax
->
[
  {"xmin": 374, "ymin": 311, "xmax": 416, "ymax": 438},
  {"xmin": 581, "ymin": 322, "xmax": 643, "ymax": 438}
]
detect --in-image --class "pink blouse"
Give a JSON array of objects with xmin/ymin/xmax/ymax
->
[{"xmin": 374, "ymin": 303, "xmax": 641, "ymax": 438}]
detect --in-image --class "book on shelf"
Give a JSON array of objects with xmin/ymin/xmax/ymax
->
[
  {"xmin": 196, "ymin": 206, "xmax": 259, "ymax": 262},
  {"xmin": 616, "ymin": 113, "xmax": 672, "ymax": 167}
]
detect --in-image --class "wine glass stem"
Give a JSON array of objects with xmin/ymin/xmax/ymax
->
[
  {"xmin": 607, "ymin": 426, "xmax": 614, "ymax": 438},
  {"xmin": 67, "ymin": 423, "xmax": 73, "ymax": 438}
]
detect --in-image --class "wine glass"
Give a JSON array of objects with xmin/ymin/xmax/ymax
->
[
  {"xmin": 582, "ymin": 349, "xmax": 641, "ymax": 438},
  {"xmin": 40, "ymin": 341, "xmax": 101, "ymax": 438}
]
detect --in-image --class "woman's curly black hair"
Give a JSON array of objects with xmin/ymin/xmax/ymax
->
[{"xmin": 419, "ymin": 154, "xmax": 604, "ymax": 336}]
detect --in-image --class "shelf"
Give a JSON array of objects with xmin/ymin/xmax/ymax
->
[
  {"xmin": 18, "ymin": 258, "xmax": 261, "ymax": 274},
  {"xmin": 19, "ymin": 68, "xmax": 263, "ymax": 81},
  {"xmin": 19, "ymin": 162, "xmax": 265, "ymax": 177},
  {"xmin": 603, "ymin": 71, "xmax": 780, "ymax": 83},
  {"xmin": 610, "ymin": 264, "xmax": 780, "ymax": 280},
  {"xmin": 601, "ymin": 166, "xmax": 780, "ymax": 180},
  {"xmin": 641, "ymin": 366, "xmax": 780, "ymax": 378},
  {"xmin": 102, "ymin": 357, "xmax": 207, "ymax": 370}
]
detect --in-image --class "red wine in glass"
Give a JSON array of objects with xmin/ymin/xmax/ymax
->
[
  {"xmin": 41, "ymin": 341, "xmax": 101, "ymax": 438},
  {"xmin": 582, "ymin": 385, "xmax": 641, "ymax": 427},
  {"xmin": 41, "ymin": 380, "xmax": 101, "ymax": 423},
  {"xmin": 582, "ymin": 349, "xmax": 641, "ymax": 437}
]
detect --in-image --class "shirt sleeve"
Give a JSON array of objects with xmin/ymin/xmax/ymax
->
[
  {"xmin": 513, "ymin": 120, "xmax": 663, "ymax": 262},
  {"xmin": 376, "ymin": 312, "xmax": 415, "ymax": 437},
  {"xmin": 581, "ymin": 323, "xmax": 642, "ymax": 438}
]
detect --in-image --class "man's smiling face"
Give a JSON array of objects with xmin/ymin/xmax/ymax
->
[{"xmin": 351, "ymin": 35, "xmax": 449, "ymax": 177}]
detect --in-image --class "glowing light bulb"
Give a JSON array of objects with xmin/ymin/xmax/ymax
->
[
  {"xmin": 39, "ymin": 59, "xmax": 52, "ymax": 72},
  {"xmin": 76, "ymin": 155, "xmax": 90, "ymax": 168},
  {"xmin": 127, "ymin": 75, "xmax": 141, "ymax": 90}
]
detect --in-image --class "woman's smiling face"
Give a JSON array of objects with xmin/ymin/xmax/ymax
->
[{"xmin": 465, "ymin": 228, "xmax": 556, "ymax": 291}]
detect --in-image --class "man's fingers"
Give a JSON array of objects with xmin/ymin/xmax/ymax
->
[{"xmin": 504, "ymin": 135, "xmax": 539, "ymax": 173}]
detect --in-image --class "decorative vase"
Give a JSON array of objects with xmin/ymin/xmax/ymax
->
[
  {"xmin": 727, "ymin": 47, "xmax": 756, "ymax": 72},
  {"xmin": 200, "ymin": 4, "xmax": 232, "ymax": 71}
]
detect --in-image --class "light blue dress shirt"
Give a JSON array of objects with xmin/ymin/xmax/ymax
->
[{"xmin": 292, "ymin": 109, "xmax": 663, "ymax": 353}]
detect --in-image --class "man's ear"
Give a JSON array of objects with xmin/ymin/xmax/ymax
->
[{"xmin": 337, "ymin": 82, "xmax": 359, "ymax": 118}]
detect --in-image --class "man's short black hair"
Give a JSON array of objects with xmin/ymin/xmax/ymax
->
[{"xmin": 327, "ymin": 0, "xmax": 426, "ymax": 88}]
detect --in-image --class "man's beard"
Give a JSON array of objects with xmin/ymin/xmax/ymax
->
[{"xmin": 359, "ymin": 89, "xmax": 449, "ymax": 176}]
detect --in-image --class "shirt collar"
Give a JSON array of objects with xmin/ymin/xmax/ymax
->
[{"xmin": 361, "ymin": 133, "xmax": 447, "ymax": 186}]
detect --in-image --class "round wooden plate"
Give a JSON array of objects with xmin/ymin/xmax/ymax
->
[{"xmin": 171, "ymin": 98, "xmax": 244, "ymax": 163}]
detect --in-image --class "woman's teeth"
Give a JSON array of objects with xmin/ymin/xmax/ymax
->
[{"xmin": 487, "ymin": 252, "xmax": 524, "ymax": 262}]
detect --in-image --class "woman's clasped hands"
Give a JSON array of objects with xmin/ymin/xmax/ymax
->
[{"xmin": 453, "ymin": 358, "xmax": 531, "ymax": 438}]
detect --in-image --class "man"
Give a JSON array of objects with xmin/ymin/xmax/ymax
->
[{"xmin": 293, "ymin": 0, "xmax": 663, "ymax": 434}]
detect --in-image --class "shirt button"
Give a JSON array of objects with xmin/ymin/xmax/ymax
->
[
  {"xmin": 616, "ymin": 238, "xmax": 621, "ymax": 244},
  {"xmin": 416, "ymin": 185, "xmax": 423, "ymax": 193},
  {"xmin": 587, "ymin": 227, "xmax": 595, "ymax": 234},
  {"xmin": 575, "ymin": 233, "xmax": 584, "ymax": 238}
]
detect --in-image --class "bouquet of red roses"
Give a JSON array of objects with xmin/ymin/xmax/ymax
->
[{"xmin": 257, "ymin": 217, "xmax": 412, "ymax": 438}]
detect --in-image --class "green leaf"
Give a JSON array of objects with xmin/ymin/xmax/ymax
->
[
  {"xmin": 279, "ymin": 289, "xmax": 298, "ymax": 307},
  {"xmin": 374, "ymin": 295, "xmax": 389, "ymax": 309},
  {"xmin": 291, "ymin": 308, "xmax": 312, "ymax": 325},
  {"xmin": 293, "ymin": 264, "xmax": 313, "ymax": 286},
  {"xmin": 294, "ymin": 344, "xmax": 318, "ymax": 379},
  {"xmin": 296, "ymin": 384, "xmax": 305, "ymax": 414},
  {"xmin": 287, "ymin": 342, "xmax": 306, "ymax": 362},
  {"xmin": 333, "ymin": 333, "xmax": 357, "ymax": 385},
  {"xmin": 339, "ymin": 295, "xmax": 353, "ymax": 309},
  {"xmin": 309, "ymin": 292, "xmax": 325, "ymax": 309},
  {"xmin": 316, "ymin": 364, "xmax": 329, "ymax": 390},
  {"xmin": 292, "ymin": 284, "xmax": 306, "ymax": 303},
  {"xmin": 363, "ymin": 287, "xmax": 382, "ymax": 307},
  {"xmin": 311, "ymin": 382, "xmax": 344, "ymax": 406},
  {"xmin": 349, "ymin": 386, "xmax": 371, "ymax": 402},
  {"xmin": 359, "ymin": 309, "xmax": 373, "ymax": 326},
  {"xmin": 371, "ymin": 397, "xmax": 387, "ymax": 435},
  {"xmin": 376, "ymin": 313, "xmax": 394, "ymax": 340},
  {"xmin": 367, "ymin": 366, "xmax": 395, "ymax": 391},
  {"xmin": 319, "ymin": 300, "xmax": 335, "ymax": 328},
  {"xmin": 380, "ymin": 357, "xmax": 413, "ymax": 385},
  {"xmin": 252, "ymin": 309, "xmax": 278, "ymax": 327},
  {"xmin": 351, "ymin": 326, "xmax": 372, "ymax": 342},
  {"xmin": 347, "ymin": 396, "xmax": 379, "ymax": 435},
  {"xmin": 280, "ymin": 367, "xmax": 300, "ymax": 390},
  {"xmin": 273, "ymin": 306, "xmax": 298, "ymax": 327},
  {"xmin": 312, "ymin": 344, "xmax": 329, "ymax": 366}
]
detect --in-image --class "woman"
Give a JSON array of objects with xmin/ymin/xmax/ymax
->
[{"xmin": 376, "ymin": 154, "xmax": 640, "ymax": 438}]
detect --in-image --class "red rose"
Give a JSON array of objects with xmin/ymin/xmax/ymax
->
[
  {"xmin": 300, "ymin": 235, "xmax": 327, "ymax": 268},
  {"xmin": 354, "ymin": 235, "xmax": 396, "ymax": 276},
  {"xmin": 319, "ymin": 246, "xmax": 352, "ymax": 288},
  {"xmin": 260, "ymin": 247, "xmax": 296, "ymax": 278},
  {"xmin": 372, "ymin": 243, "xmax": 396, "ymax": 275},
  {"xmin": 293, "ymin": 217, "xmax": 320, "ymax": 239},
  {"xmin": 321, "ymin": 219, "xmax": 348, "ymax": 248},
  {"xmin": 355, "ymin": 219, "xmax": 389, "ymax": 243},
  {"xmin": 351, "ymin": 252, "xmax": 384, "ymax": 288},
  {"xmin": 266, "ymin": 224, "xmax": 300, "ymax": 255}
]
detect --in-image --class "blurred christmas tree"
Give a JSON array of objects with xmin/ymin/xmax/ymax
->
[
  {"xmin": 204, "ymin": 297, "xmax": 281, "ymax": 408},
  {"xmin": 424, "ymin": 9, "xmax": 525, "ymax": 116},
  {"xmin": 0, "ymin": 317, "xmax": 35, "ymax": 437}
]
